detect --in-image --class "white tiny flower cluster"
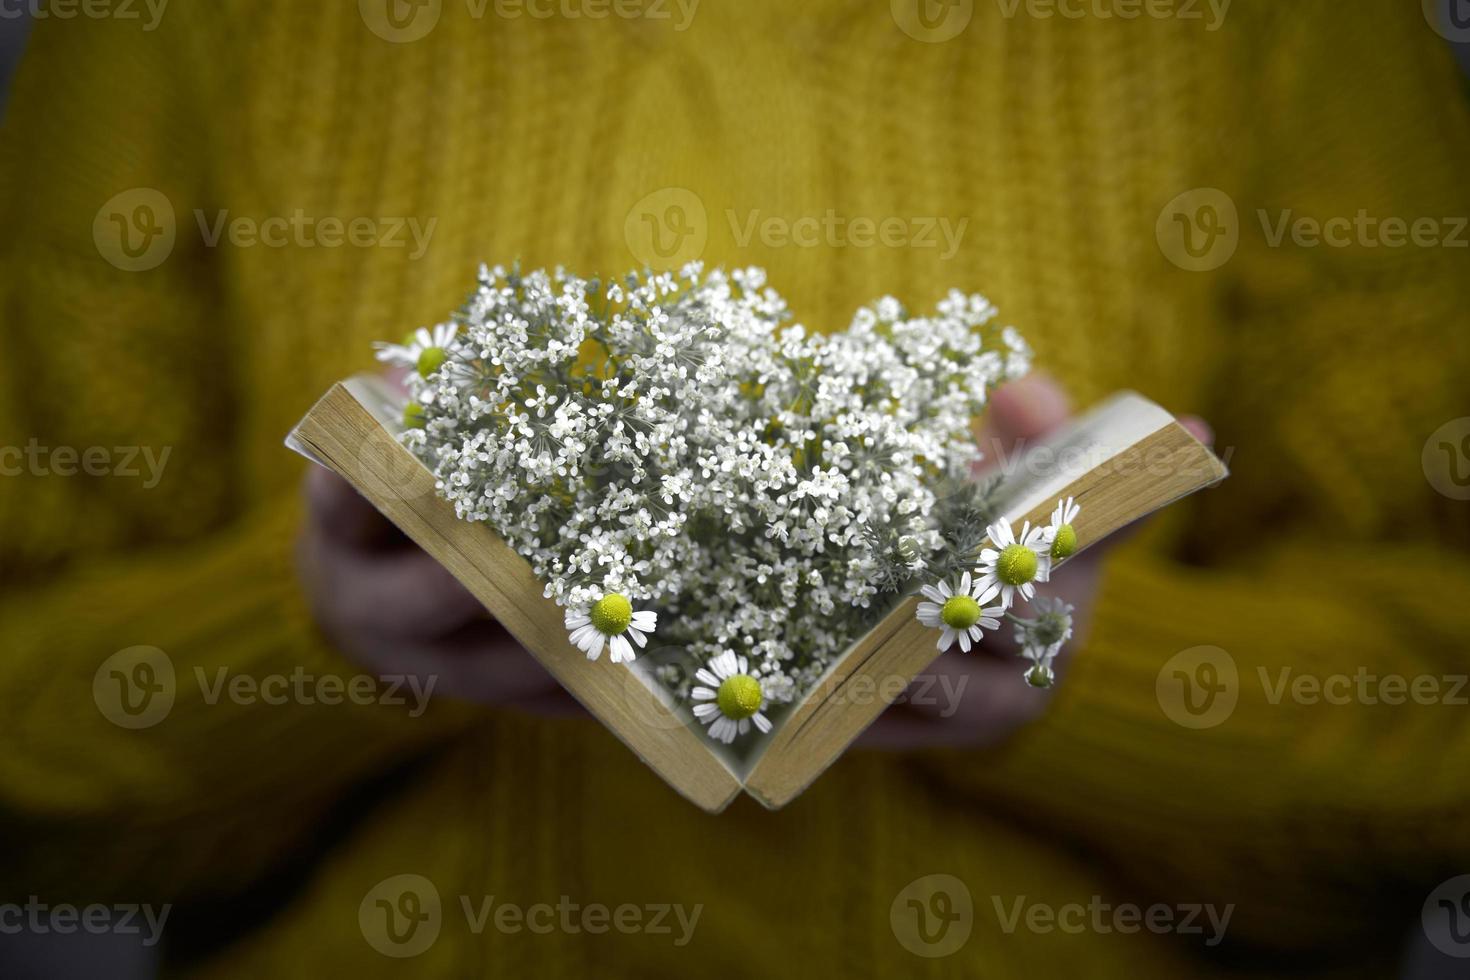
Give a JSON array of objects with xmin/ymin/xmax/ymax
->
[{"xmin": 385, "ymin": 263, "xmax": 1031, "ymax": 742}]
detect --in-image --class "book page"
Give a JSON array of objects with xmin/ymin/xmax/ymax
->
[{"xmin": 989, "ymin": 391, "xmax": 1175, "ymax": 525}]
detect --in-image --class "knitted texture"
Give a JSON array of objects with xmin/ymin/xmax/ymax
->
[{"xmin": 1, "ymin": 2, "xmax": 1468, "ymax": 976}]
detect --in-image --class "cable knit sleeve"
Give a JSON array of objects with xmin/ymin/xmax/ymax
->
[
  {"xmin": 925, "ymin": 1, "xmax": 1470, "ymax": 955},
  {"xmin": 0, "ymin": 12, "xmax": 472, "ymax": 898}
]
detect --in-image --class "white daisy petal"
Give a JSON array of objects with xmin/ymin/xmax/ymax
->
[{"xmin": 609, "ymin": 635, "xmax": 634, "ymax": 663}]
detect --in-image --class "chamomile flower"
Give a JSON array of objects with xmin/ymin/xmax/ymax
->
[
  {"xmin": 564, "ymin": 593, "xmax": 657, "ymax": 664},
  {"xmin": 974, "ymin": 517, "xmax": 1052, "ymax": 610},
  {"xmin": 1012, "ymin": 597, "xmax": 1075, "ymax": 688},
  {"xmin": 690, "ymin": 652, "xmax": 772, "ymax": 743},
  {"xmin": 1047, "ymin": 497, "xmax": 1081, "ymax": 561},
  {"xmin": 916, "ymin": 572, "xmax": 1003, "ymax": 653},
  {"xmin": 373, "ymin": 323, "xmax": 458, "ymax": 377}
]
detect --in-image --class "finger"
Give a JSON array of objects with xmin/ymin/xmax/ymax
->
[
  {"xmin": 974, "ymin": 374, "xmax": 1071, "ymax": 476},
  {"xmin": 987, "ymin": 373, "xmax": 1071, "ymax": 444},
  {"xmin": 1178, "ymin": 414, "xmax": 1214, "ymax": 447},
  {"xmin": 304, "ymin": 467, "xmax": 396, "ymax": 548},
  {"xmin": 384, "ymin": 366, "xmax": 412, "ymax": 395},
  {"xmin": 318, "ymin": 539, "xmax": 488, "ymax": 637},
  {"xmin": 404, "ymin": 620, "xmax": 567, "ymax": 707},
  {"xmin": 859, "ymin": 652, "xmax": 1048, "ymax": 749}
]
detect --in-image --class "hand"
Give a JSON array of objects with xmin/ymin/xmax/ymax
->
[
  {"xmin": 859, "ymin": 375, "xmax": 1213, "ymax": 750},
  {"xmin": 295, "ymin": 465, "xmax": 580, "ymax": 715}
]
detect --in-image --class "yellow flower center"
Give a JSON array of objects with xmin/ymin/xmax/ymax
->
[
  {"xmin": 716, "ymin": 674, "xmax": 763, "ymax": 720},
  {"xmin": 996, "ymin": 544, "xmax": 1039, "ymax": 586},
  {"xmin": 1051, "ymin": 524, "xmax": 1078, "ymax": 560},
  {"xmin": 589, "ymin": 594, "xmax": 633, "ymax": 636},
  {"xmin": 402, "ymin": 402, "xmax": 426, "ymax": 429},
  {"xmin": 941, "ymin": 595, "xmax": 982, "ymax": 629},
  {"xmin": 417, "ymin": 346, "xmax": 448, "ymax": 377},
  {"xmin": 1025, "ymin": 664, "xmax": 1055, "ymax": 689}
]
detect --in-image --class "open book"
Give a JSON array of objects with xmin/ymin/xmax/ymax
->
[{"xmin": 288, "ymin": 377, "xmax": 1227, "ymax": 812}]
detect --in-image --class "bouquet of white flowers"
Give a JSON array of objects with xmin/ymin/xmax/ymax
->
[{"xmin": 375, "ymin": 263, "xmax": 1079, "ymax": 745}]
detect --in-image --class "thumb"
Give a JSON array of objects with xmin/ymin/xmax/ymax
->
[{"xmin": 974, "ymin": 373, "xmax": 1071, "ymax": 476}]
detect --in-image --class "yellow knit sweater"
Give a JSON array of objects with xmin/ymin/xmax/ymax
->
[{"xmin": 3, "ymin": 2, "xmax": 1469, "ymax": 976}]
